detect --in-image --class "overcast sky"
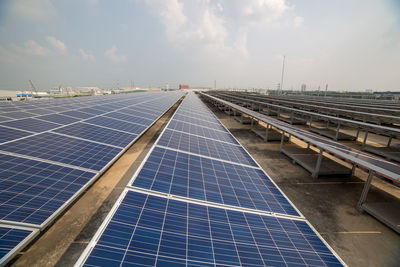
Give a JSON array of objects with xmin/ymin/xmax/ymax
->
[{"xmin": 0, "ymin": 0, "xmax": 399, "ymax": 91}]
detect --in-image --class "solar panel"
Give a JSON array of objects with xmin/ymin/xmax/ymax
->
[
  {"xmin": 85, "ymin": 116, "xmax": 147, "ymax": 135},
  {"xmin": 1, "ymin": 118, "xmax": 60, "ymax": 133},
  {"xmin": 0, "ymin": 153, "xmax": 96, "ymax": 226},
  {"xmin": 60, "ymin": 110, "xmax": 94, "ymax": 119},
  {"xmin": 26, "ymin": 108, "xmax": 54, "ymax": 115},
  {"xmin": 0, "ymin": 225, "xmax": 38, "ymax": 266},
  {"xmin": 77, "ymin": 107, "xmax": 107, "ymax": 115},
  {"xmin": 105, "ymin": 111, "xmax": 154, "ymax": 126},
  {"xmin": 53, "ymin": 122, "xmax": 137, "ymax": 148},
  {"xmin": 173, "ymin": 113, "xmax": 226, "ymax": 131},
  {"xmin": 37, "ymin": 114, "xmax": 81, "ymax": 125},
  {"xmin": 0, "ymin": 116, "xmax": 9, "ymax": 122},
  {"xmin": 44, "ymin": 106, "xmax": 71, "ymax": 112},
  {"xmin": 0, "ymin": 126, "xmax": 32, "ymax": 144},
  {"xmin": 131, "ymin": 146, "xmax": 299, "ymax": 216},
  {"xmin": 167, "ymin": 120, "xmax": 238, "ymax": 145},
  {"xmin": 117, "ymin": 108, "xmax": 158, "ymax": 120},
  {"xmin": 77, "ymin": 189, "xmax": 343, "ymax": 267},
  {"xmin": 1, "ymin": 111, "xmax": 34, "ymax": 120},
  {"xmin": 0, "ymin": 107, "xmax": 20, "ymax": 113},
  {"xmin": 157, "ymin": 129, "xmax": 258, "ymax": 167},
  {"xmin": 0, "ymin": 132, "xmax": 121, "ymax": 171}
]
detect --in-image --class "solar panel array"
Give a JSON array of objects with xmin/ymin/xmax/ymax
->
[
  {"xmin": 77, "ymin": 93, "xmax": 345, "ymax": 266},
  {"xmin": 0, "ymin": 91, "xmax": 184, "ymax": 265}
]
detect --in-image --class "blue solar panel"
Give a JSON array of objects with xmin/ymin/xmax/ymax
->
[
  {"xmin": 37, "ymin": 113, "xmax": 81, "ymax": 125},
  {"xmin": 77, "ymin": 107, "xmax": 107, "ymax": 115},
  {"xmin": 104, "ymin": 112, "xmax": 153, "ymax": 126},
  {"xmin": 44, "ymin": 106, "xmax": 71, "ymax": 112},
  {"xmin": 60, "ymin": 110, "xmax": 94, "ymax": 119},
  {"xmin": 167, "ymin": 120, "xmax": 237, "ymax": 145},
  {"xmin": 158, "ymin": 129, "xmax": 258, "ymax": 167},
  {"xmin": 1, "ymin": 111, "xmax": 34, "ymax": 119},
  {"xmin": 173, "ymin": 113, "xmax": 225, "ymax": 131},
  {"xmin": 0, "ymin": 132, "xmax": 121, "ymax": 171},
  {"xmin": 0, "ymin": 116, "xmax": 9, "ymax": 122},
  {"xmin": 131, "ymin": 147, "xmax": 299, "ymax": 216},
  {"xmin": 117, "ymin": 108, "xmax": 158, "ymax": 120},
  {"xmin": 79, "ymin": 190, "xmax": 343, "ymax": 267},
  {"xmin": 1, "ymin": 118, "xmax": 60, "ymax": 133},
  {"xmin": 85, "ymin": 116, "xmax": 147, "ymax": 135},
  {"xmin": 0, "ymin": 107, "xmax": 20, "ymax": 112},
  {"xmin": 0, "ymin": 126, "xmax": 31, "ymax": 144},
  {"xmin": 27, "ymin": 108, "xmax": 54, "ymax": 115},
  {"xmin": 0, "ymin": 225, "xmax": 37, "ymax": 265},
  {"xmin": 54, "ymin": 122, "xmax": 137, "ymax": 148},
  {"xmin": 0, "ymin": 154, "xmax": 96, "ymax": 226}
]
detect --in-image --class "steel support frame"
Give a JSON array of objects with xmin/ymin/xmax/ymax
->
[{"xmin": 357, "ymin": 170, "xmax": 375, "ymax": 211}]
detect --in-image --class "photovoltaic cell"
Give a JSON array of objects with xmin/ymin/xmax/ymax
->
[
  {"xmin": 60, "ymin": 110, "xmax": 94, "ymax": 119},
  {"xmin": 44, "ymin": 106, "xmax": 71, "ymax": 112},
  {"xmin": 0, "ymin": 225, "xmax": 37, "ymax": 265},
  {"xmin": 0, "ymin": 132, "xmax": 122, "ymax": 171},
  {"xmin": 173, "ymin": 113, "xmax": 225, "ymax": 131},
  {"xmin": 167, "ymin": 119, "xmax": 238, "ymax": 145},
  {"xmin": 0, "ymin": 116, "xmax": 9, "ymax": 122},
  {"xmin": 158, "ymin": 129, "xmax": 257, "ymax": 167},
  {"xmin": 26, "ymin": 108, "xmax": 54, "ymax": 115},
  {"xmin": 131, "ymin": 147, "xmax": 299, "ymax": 216},
  {"xmin": 0, "ymin": 118, "xmax": 60, "ymax": 133},
  {"xmin": 53, "ymin": 122, "xmax": 137, "ymax": 148},
  {"xmin": 0, "ymin": 107, "xmax": 20, "ymax": 113},
  {"xmin": 37, "ymin": 114, "xmax": 81, "ymax": 125},
  {"xmin": 0, "ymin": 154, "xmax": 96, "ymax": 226},
  {"xmin": 0, "ymin": 126, "xmax": 31, "ymax": 144},
  {"xmin": 104, "ymin": 112, "xmax": 153, "ymax": 126},
  {"xmin": 77, "ymin": 107, "xmax": 107, "ymax": 115},
  {"xmin": 85, "ymin": 116, "xmax": 146, "ymax": 135},
  {"xmin": 117, "ymin": 108, "xmax": 157, "ymax": 120},
  {"xmin": 79, "ymin": 190, "xmax": 342, "ymax": 267},
  {"xmin": 1, "ymin": 111, "xmax": 34, "ymax": 119}
]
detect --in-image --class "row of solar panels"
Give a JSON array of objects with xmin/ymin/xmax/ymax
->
[
  {"xmin": 0, "ymin": 92, "xmax": 184, "ymax": 266},
  {"xmin": 203, "ymin": 93, "xmax": 400, "ymax": 182},
  {"xmin": 77, "ymin": 93, "xmax": 345, "ymax": 266}
]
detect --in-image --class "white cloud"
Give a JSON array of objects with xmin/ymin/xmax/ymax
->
[
  {"xmin": 144, "ymin": 0, "xmax": 290, "ymax": 60},
  {"xmin": 105, "ymin": 45, "xmax": 126, "ymax": 63},
  {"xmin": 46, "ymin": 36, "xmax": 67, "ymax": 54},
  {"xmin": 14, "ymin": 40, "xmax": 49, "ymax": 56},
  {"xmin": 293, "ymin": 16, "xmax": 304, "ymax": 27},
  {"xmin": 80, "ymin": 49, "xmax": 95, "ymax": 61},
  {"xmin": 227, "ymin": 0, "xmax": 289, "ymax": 25},
  {"xmin": 12, "ymin": 0, "xmax": 56, "ymax": 20}
]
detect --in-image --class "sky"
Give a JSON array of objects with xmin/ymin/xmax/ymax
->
[{"xmin": 0, "ymin": 0, "xmax": 399, "ymax": 91}]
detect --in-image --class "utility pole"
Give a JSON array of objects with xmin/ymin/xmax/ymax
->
[
  {"xmin": 324, "ymin": 84, "xmax": 328, "ymax": 97},
  {"xmin": 280, "ymin": 55, "xmax": 286, "ymax": 95},
  {"xmin": 214, "ymin": 80, "xmax": 216, "ymax": 90}
]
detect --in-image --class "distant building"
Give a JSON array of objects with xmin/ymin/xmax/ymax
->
[
  {"xmin": 301, "ymin": 84, "xmax": 306, "ymax": 92},
  {"xmin": 179, "ymin": 84, "xmax": 189, "ymax": 89}
]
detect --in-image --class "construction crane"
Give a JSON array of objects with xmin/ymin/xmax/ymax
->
[{"xmin": 28, "ymin": 80, "xmax": 38, "ymax": 96}]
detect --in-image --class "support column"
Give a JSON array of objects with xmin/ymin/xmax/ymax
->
[
  {"xmin": 357, "ymin": 170, "xmax": 374, "ymax": 211},
  {"xmin": 312, "ymin": 149, "xmax": 324, "ymax": 179},
  {"xmin": 356, "ymin": 127, "xmax": 360, "ymax": 140},
  {"xmin": 362, "ymin": 130, "xmax": 369, "ymax": 150},
  {"xmin": 387, "ymin": 136, "xmax": 393, "ymax": 148},
  {"xmin": 335, "ymin": 122, "xmax": 341, "ymax": 141},
  {"xmin": 280, "ymin": 131, "xmax": 285, "ymax": 151}
]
